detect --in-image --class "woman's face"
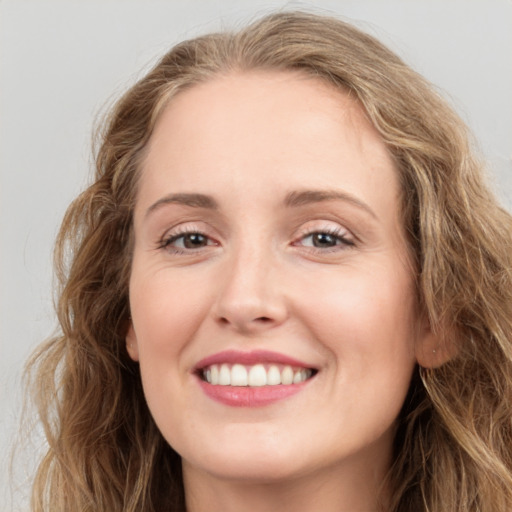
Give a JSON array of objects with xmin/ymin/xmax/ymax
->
[{"xmin": 127, "ymin": 71, "xmax": 435, "ymax": 487}]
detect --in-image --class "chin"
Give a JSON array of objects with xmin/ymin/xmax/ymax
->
[
  {"xmin": 187, "ymin": 453, "xmax": 309, "ymax": 484},
  {"xmin": 179, "ymin": 430, "xmax": 314, "ymax": 483}
]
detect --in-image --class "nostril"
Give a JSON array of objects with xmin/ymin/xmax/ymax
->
[
  {"xmin": 255, "ymin": 316, "xmax": 272, "ymax": 323},
  {"xmin": 215, "ymin": 310, "xmax": 283, "ymax": 331},
  {"xmin": 218, "ymin": 316, "xmax": 272, "ymax": 325}
]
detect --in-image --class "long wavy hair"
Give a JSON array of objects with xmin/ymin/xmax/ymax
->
[{"xmin": 26, "ymin": 10, "xmax": 512, "ymax": 511}]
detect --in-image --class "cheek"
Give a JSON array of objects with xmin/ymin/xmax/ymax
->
[
  {"xmin": 128, "ymin": 270, "xmax": 214, "ymax": 439},
  {"xmin": 299, "ymin": 262, "xmax": 417, "ymax": 346},
  {"xmin": 309, "ymin": 277, "xmax": 416, "ymax": 441},
  {"xmin": 129, "ymin": 267, "xmax": 214, "ymax": 361},
  {"xmin": 295, "ymin": 262, "xmax": 417, "ymax": 401}
]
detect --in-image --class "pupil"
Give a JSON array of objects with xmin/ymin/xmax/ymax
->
[
  {"xmin": 184, "ymin": 233, "xmax": 206, "ymax": 248},
  {"xmin": 313, "ymin": 233, "xmax": 336, "ymax": 247}
]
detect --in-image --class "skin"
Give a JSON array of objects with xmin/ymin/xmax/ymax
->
[{"xmin": 126, "ymin": 71, "xmax": 438, "ymax": 512}]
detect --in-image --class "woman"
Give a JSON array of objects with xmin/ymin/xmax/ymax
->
[{"xmin": 27, "ymin": 10, "xmax": 512, "ymax": 512}]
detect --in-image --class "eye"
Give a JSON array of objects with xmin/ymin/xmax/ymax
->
[
  {"xmin": 302, "ymin": 232, "xmax": 344, "ymax": 248},
  {"xmin": 159, "ymin": 230, "xmax": 218, "ymax": 253},
  {"xmin": 171, "ymin": 232, "xmax": 209, "ymax": 249},
  {"xmin": 294, "ymin": 227, "xmax": 355, "ymax": 251}
]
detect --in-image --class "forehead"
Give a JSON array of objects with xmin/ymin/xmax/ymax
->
[
  {"xmin": 147, "ymin": 70, "xmax": 384, "ymax": 159},
  {"xmin": 137, "ymin": 70, "xmax": 399, "ymax": 221}
]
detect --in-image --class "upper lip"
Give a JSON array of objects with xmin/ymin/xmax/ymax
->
[{"xmin": 194, "ymin": 349, "xmax": 316, "ymax": 371}]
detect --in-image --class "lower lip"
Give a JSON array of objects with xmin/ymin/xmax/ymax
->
[{"xmin": 197, "ymin": 378, "xmax": 310, "ymax": 407}]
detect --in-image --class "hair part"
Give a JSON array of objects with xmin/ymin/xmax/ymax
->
[{"xmin": 26, "ymin": 10, "xmax": 512, "ymax": 512}]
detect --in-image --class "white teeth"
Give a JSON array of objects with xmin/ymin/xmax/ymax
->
[
  {"xmin": 231, "ymin": 364, "xmax": 248, "ymax": 386},
  {"xmin": 248, "ymin": 364, "xmax": 267, "ymax": 387},
  {"xmin": 293, "ymin": 369, "xmax": 309, "ymax": 384},
  {"xmin": 267, "ymin": 365, "xmax": 281, "ymax": 385},
  {"xmin": 202, "ymin": 363, "xmax": 313, "ymax": 387},
  {"xmin": 281, "ymin": 365, "xmax": 294, "ymax": 385},
  {"xmin": 219, "ymin": 364, "xmax": 231, "ymax": 385},
  {"xmin": 210, "ymin": 364, "xmax": 219, "ymax": 385}
]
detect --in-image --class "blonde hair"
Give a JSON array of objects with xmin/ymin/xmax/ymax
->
[{"xmin": 27, "ymin": 11, "xmax": 512, "ymax": 511}]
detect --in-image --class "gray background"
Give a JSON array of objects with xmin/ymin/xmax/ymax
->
[{"xmin": 1, "ymin": 0, "xmax": 511, "ymax": 508}]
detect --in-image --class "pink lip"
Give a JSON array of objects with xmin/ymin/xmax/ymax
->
[
  {"xmin": 197, "ymin": 379, "xmax": 308, "ymax": 407},
  {"xmin": 194, "ymin": 349, "xmax": 313, "ymax": 370},
  {"xmin": 193, "ymin": 350, "xmax": 316, "ymax": 408}
]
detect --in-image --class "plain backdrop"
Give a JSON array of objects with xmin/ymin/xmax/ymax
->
[{"xmin": 1, "ymin": 0, "xmax": 511, "ymax": 508}]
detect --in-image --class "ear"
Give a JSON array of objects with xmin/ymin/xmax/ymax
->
[
  {"xmin": 125, "ymin": 321, "xmax": 140, "ymax": 362},
  {"xmin": 414, "ymin": 318, "xmax": 455, "ymax": 369}
]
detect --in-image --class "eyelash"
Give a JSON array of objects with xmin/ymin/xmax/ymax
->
[
  {"xmin": 157, "ymin": 225, "xmax": 354, "ymax": 255},
  {"xmin": 293, "ymin": 226, "xmax": 355, "ymax": 252},
  {"xmin": 158, "ymin": 227, "xmax": 217, "ymax": 255}
]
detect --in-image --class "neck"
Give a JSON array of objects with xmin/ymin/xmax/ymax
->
[{"xmin": 182, "ymin": 451, "xmax": 391, "ymax": 512}]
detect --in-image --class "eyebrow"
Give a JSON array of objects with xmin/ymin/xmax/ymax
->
[
  {"xmin": 284, "ymin": 189, "xmax": 377, "ymax": 219},
  {"xmin": 144, "ymin": 189, "xmax": 376, "ymax": 220},
  {"xmin": 145, "ymin": 193, "xmax": 219, "ymax": 218}
]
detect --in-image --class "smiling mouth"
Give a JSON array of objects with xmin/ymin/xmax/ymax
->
[{"xmin": 199, "ymin": 363, "xmax": 317, "ymax": 387}]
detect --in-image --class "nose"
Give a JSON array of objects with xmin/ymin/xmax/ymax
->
[{"xmin": 212, "ymin": 243, "xmax": 288, "ymax": 334}]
